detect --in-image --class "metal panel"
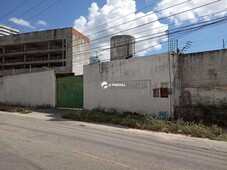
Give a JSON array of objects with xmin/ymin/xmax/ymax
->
[{"xmin": 57, "ymin": 75, "xmax": 83, "ymax": 108}]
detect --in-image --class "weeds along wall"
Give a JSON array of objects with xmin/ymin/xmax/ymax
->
[
  {"xmin": 0, "ymin": 70, "xmax": 56, "ymax": 107},
  {"xmin": 84, "ymin": 54, "xmax": 174, "ymax": 116}
]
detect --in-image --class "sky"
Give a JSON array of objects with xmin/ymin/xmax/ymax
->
[{"xmin": 0, "ymin": 0, "xmax": 227, "ymax": 60}]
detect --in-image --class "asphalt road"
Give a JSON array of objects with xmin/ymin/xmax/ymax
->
[{"xmin": 0, "ymin": 111, "xmax": 227, "ymax": 170}]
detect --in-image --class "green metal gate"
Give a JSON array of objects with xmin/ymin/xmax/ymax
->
[{"xmin": 57, "ymin": 75, "xmax": 83, "ymax": 108}]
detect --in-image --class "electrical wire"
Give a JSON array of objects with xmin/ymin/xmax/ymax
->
[
  {"xmin": 6, "ymin": 0, "xmax": 49, "ymax": 27},
  {"xmin": 21, "ymin": 0, "xmax": 63, "ymax": 23},
  {"xmin": 72, "ymin": 14, "xmax": 227, "ymax": 56},
  {"xmin": 8, "ymin": 0, "xmax": 64, "ymax": 30},
  {"xmin": 63, "ymin": 13, "xmax": 227, "ymax": 65},
  {"xmin": 85, "ymin": 0, "xmax": 191, "ymax": 37},
  {"xmin": 71, "ymin": 0, "xmax": 222, "ymax": 49},
  {"xmin": 2, "ymin": 0, "xmax": 226, "ymax": 63},
  {"xmin": 84, "ymin": 0, "xmax": 163, "ymax": 33},
  {"xmin": 0, "ymin": 0, "xmax": 30, "ymax": 21},
  {"xmin": 71, "ymin": 16, "xmax": 227, "ymax": 63},
  {"xmin": 85, "ymin": 9, "xmax": 227, "ymax": 52}
]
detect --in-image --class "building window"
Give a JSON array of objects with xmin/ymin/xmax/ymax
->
[
  {"xmin": 160, "ymin": 88, "xmax": 168, "ymax": 98},
  {"xmin": 153, "ymin": 88, "xmax": 159, "ymax": 97}
]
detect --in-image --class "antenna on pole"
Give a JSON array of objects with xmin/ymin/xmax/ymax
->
[
  {"xmin": 171, "ymin": 39, "xmax": 179, "ymax": 54},
  {"xmin": 175, "ymin": 39, "xmax": 179, "ymax": 54},
  {"xmin": 169, "ymin": 40, "xmax": 173, "ymax": 53},
  {"xmin": 179, "ymin": 41, "xmax": 192, "ymax": 54},
  {"xmin": 223, "ymin": 39, "xmax": 225, "ymax": 49}
]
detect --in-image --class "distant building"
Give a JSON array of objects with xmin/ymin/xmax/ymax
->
[
  {"xmin": 0, "ymin": 25, "xmax": 19, "ymax": 36},
  {"xmin": 0, "ymin": 27, "xmax": 90, "ymax": 76}
]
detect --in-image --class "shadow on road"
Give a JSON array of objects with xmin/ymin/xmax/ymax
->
[
  {"xmin": 0, "ymin": 105, "xmax": 127, "ymax": 128},
  {"xmin": 0, "ymin": 105, "xmax": 77, "ymax": 121}
]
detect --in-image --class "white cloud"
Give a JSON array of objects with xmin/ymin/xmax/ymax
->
[
  {"xmin": 37, "ymin": 20, "xmax": 48, "ymax": 26},
  {"xmin": 74, "ymin": 0, "xmax": 168, "ymax": 60},
  {"xmin": 155, "ymin": 0, "xmax": 227, "ymax": 25},
  {"xmin": 9, "ymin": 18, "xmax": 35, "ymax": 29}
]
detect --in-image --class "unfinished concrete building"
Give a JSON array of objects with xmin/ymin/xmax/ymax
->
[{"xmin": 0, "ymin": 27, "xmax": 90, "ymax": 76}]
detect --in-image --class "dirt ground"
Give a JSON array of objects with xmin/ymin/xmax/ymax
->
[{"xmin": 1, "ymin": 104, "xmax": 226, "ymax": 133}]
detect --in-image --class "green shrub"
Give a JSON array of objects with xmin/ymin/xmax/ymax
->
[
  {"xmin": 15, "ymin": 108, "xmax": 32, "ymax": 114},
  {"xmin": 61, "ymin": 109, "xmax": 225, "ymax": 140}
]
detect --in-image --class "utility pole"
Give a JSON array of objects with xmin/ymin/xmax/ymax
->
[
  {"xmin": 223, "ymin": 39, "xmax": 225, "ymax": 49},
  {"xmin": 167, "ymin": 30, "xmax": 173, "ymax": 118},
  {"xmin": 173, "ymin": 39, "xmax": 179, "ymax": 54},
  {"xmin": 178, "ymin": 41, "xmax": 192, "ymax": 107},
  {"xmin": 172, "ymin": 39, "xmax": 178, "ymax": 109}
]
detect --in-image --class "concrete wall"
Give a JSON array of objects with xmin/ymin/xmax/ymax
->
[
  {"xmin": 110, "ymin": 35, "xmax": 135, "ymax": 61},
  {"xmin": 72, "ymin": 29, "xmax": 90, "ymax": 75},
  {"xmin": 180, "ymin": 49, "xmax": 227, "ymax": 106},
  {"xmin": 0, "ymin": 70, "xmax": 56, "ymax": 107},
  {"xmin": 0, "ymin": 28, "xmax": 71, "ymax": 46},
  {"xmin": 84, "ymin": 54, "xmax": 173, "ymax": 116}
]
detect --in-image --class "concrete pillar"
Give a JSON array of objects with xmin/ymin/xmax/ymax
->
[
  {"xmin": 48, "ymin": 41, "xmax": 50, "ymax": 67},
  {"xmin": 23, "ymin": 44, "xmax": 26, "ymax": 68},
  {"xmin": 24, "ymin": 44, "xmax": 26, "ymax": 52},
  {"xmin": 24, "ymin": 54, "xmax": 26, "ymax": 68},
  {"xmin": 62, "ymin": 39, "xmax": 64, "ymax": 66},
  {"xmin": 2, "ymin": 56, "xmax": 5, "ymax": 70}
]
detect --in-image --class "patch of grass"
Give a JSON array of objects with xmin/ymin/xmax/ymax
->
[
  {"xmin": 214, "ymin": 134, "xmax": 227, "ymax": 141},
  {"xmin": 15, "ymin": 108, "xmax": 32, "ymax": 114},
  {"xmin": 62, "ymin": 109, "xmax": 225, "ymax": 140}
]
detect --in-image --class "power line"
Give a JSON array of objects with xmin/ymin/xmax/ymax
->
[
  {"xmin": 73, "ymin": 40, "xmax": 168, "ymax": 63},
  {"xmin": 0, "ymin": 0, "xmax": 30, "ymax": 21},
  {"xmin": 71, "ymin": 17, "xmax": 227, "ymax": 63},
  {"xmin": 2, "ymin": 0, "xmax": 225, "ymax": 63},
  {"xmin": 86, "ymin": 0, "xmax": 191, "ymax": 37},
  {"xmin": 124, "ymin": 20, "xmax": 226, "ymax": 56},
  {"xmin": 179, "ymin": 32, "xmax": 227, "ymax": 43},
  {"xmin": 88, "ymin": 8, "xmax": 226, "ymax": 50},
  {"xmin": 6, "ymin": 0, "xmax": 49, "ymax": 27},
  {"xmin": 22, "ymin": 0, "xmax": 63, "ymax": 23},
  {"xmin": 71, "ymin": 14, "xmax": 227, "ymax": 56},
  {"xmin": 8, "ymin": 0, "xmax": 64, "ymax": 30},
  {"xmin": 76, "ymin": 17, "xmax": 227, "ymax": 63},
  {"xmin": 84, "ymin": 0, "xmax": 163, "ymax": 33},
  {"xmin": 71, "ymin": 0, "xmax": 222, "ymax": 49},
  {"xmin": 87, "ymin": 9, "xmax": 226, "ymax": 48},
  {"xmin": 137, "ymin": 18, "xmax": 227, "ymax": 55},
  {"xmin": 73, "ymin": 18, "xmax": 226, "ymax": 61},
  {"xmin": 6, "ymin": 0, "xmax": 223, "ymax": 47}
]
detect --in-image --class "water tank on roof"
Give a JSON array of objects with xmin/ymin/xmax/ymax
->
[{"xmin": 110, "ymin": 35, "xmax": 135, "ymax": 61}]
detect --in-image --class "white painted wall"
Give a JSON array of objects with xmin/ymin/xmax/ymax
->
[
  {"xmin": 0, "ymin": 70, "xmax": 56, "ymax": 107},
  {"xmin": 84, "ymin": 54, "xmax": 173, "ymax": 116}
]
